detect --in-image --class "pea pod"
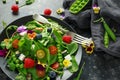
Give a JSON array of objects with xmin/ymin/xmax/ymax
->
[
  {"xmin": 104, "ymin": 31, "xmax": 109, "ymax": 48},
  {"xmin": 57, "ymin": 44, "xmax": 63, "ymax": 67},
  {"xmin": 26, "ymin": 0, "xmax": 35, "ymax": 5},
  {"xmin": 102, "ymin": 18, "xmax": 116, "ymax": 41},
  {"xmin": 69, "ymin": 0, "xmax": 89, "ymax": 14}
]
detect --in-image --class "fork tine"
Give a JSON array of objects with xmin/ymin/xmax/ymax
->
[
  {"xmin": 74, "ymin": 33, "xmax": 88, "ymax": 39},
  {"xmin": 74, "ymin": 35, "xmax": 87, "ymax": 40},
  {"xmin": 73, "ymin": 38, "xmax": 87, "ymax": 44}
]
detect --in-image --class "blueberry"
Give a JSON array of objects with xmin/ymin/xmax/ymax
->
[
  {"xmin": 48, "ymin": 71, "xmax": 56, "ymax": 78},
  {"xmin": 47, "ymin": 28, "xmax": 52, "ymax": 33},
  {"xmin": 36, "ymin": 34, "xmax": 42, "ymax": 39}
]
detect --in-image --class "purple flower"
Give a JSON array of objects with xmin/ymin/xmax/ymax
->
[
  {"xmin": 27, "ymin": 30, "xmax": 33, "ymax": 34},
  {"xmin": 17, "ymin": 25, "xmax": 27, "ymax": 33},
  {"xmin": 36, "ymin": 64, "xmax": 45, "ymax": 71},
  {"xmin": 0, "ymin": 49, "xmax": 7, "ymax": 57}
]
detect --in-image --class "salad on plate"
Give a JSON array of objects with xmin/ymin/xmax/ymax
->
[{"xmin": 0, "ymin": 15, "xmax": 80, "ymax": 80}]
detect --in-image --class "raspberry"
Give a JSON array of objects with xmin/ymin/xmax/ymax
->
[
  {"xmin": 11, "ymin": 4, "xmax": 19, "ymax": 12},
  {"xmin": 62, "ymin": 35, "xmax": 72, "ymax": 44},
  {"xmin": 44, "ymin": 8, "xmax": 52, "ymax": 15}
]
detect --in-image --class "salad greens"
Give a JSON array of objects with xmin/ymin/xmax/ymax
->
[{"xmin": 0, "ymin": 17, "xmax": 79, "ymax": 80}]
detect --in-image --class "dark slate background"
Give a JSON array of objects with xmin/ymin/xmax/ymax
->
[{"xmin": 1, "ymin": 0, "xmax": 120, "ymax": 80}]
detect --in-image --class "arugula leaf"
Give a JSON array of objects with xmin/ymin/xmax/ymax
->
[
  {"xmin": 53, "ymin": 30, "xmax": 62, "ymax": 44},
  {"xmin": 18, "ymin": 36, "xmax": 33, "ymax": 53},
  {"xmin": 74, "ymin": 62, "xmax": 85, "ymax": 80},
  {"xmin": 67, "ymin": 42, "xmax": 78, "ymax": 55},
  {"xmin": 2, "ymin": 20, "xmax": 7, "ymax": 28},
  {"xmin": 49, "ymin": 54, "xmax": 57, "ymax": 65},
  {"xmin": 26, "ymin": 20, "xmax": 43, "ymax": 30}
]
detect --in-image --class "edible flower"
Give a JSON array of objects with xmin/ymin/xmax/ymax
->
[
  {"xmin": 63, "ymin": 59, "xmax": 72, "ymax": 68},
  {"xmin": 93, "ymin": 4, "xmax": 100, "ymax": 14},
  {"xmin": 17, "ymin": 25, "xmax": 27, "ymax": 33},
  {"xmin": 4, "ymin": 39, "xmax": 10, "ymax": 46},
  {"xmin": 81, "ymin": 39, "xmax": 94, "ymax": 54},
  {"xmin": 27, "ymin": 32, "xmax": 37, "ymax": 40},
  {"xmin": 0, "ymin": 49, "xmax": 7, "ymax": 57},
  {"xmin": 65, "ymin": 54, "xmax": 72, "ymax": 60},
  {"xmin": 36, "ymin": 64, "xmax": 45, "ymax": 71},
  {"xmin": 56, "ymin": 8, "xmax": 65, "ymax": 14}
]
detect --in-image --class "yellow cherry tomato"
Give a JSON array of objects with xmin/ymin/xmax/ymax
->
[{"xmin": 36, "ymin": 50, "xmax": 45, "ymax": 59}]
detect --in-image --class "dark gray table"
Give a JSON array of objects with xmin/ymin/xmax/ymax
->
[{"xmin": 1, "ymin": 0, "xmax": 120, "ymax": 80}]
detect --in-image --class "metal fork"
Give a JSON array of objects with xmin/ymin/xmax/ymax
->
[{"xmin": 66, "ymin": 31, "xmax": 91, "ymax": 45}]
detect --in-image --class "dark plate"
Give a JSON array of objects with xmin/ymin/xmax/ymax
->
[{"xmin": 0, "ymin": 15, "xmax": 82, "ymax": 80}]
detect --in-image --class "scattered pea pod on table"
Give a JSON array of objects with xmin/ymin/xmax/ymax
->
[
  {"xmin": 101, "ymin": 17, "xmax": 116, "ymax": 42},
  {"xmin": 104, "ymin": 31, "xmax": 109, "ymax": 48},
  {"xmin": 93, "ymin": 17, "xmax": 116, "ymax": 48},
  {"xmin": 69, "ymin": 0, "xmax": 89, "ymax": 14}
]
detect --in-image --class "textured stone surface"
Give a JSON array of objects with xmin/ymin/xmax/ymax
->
[{"xmin": 1, "ymin": 0, "xmax": 120, "ymax": 80}]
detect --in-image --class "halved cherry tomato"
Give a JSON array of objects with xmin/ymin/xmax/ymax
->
[
  {"xmin": 12, "ymin": 39, "xmax": 19, "ymax": 49},
  {"xmin": 51, "ymin": 62, "xmax": 59, "ymax": 69},
  {"xmin": 36, "ymin": 50, "xmax": 45, "ymax": 59},
  {"xmin": 49, "ymin": 45, "xmax": 58, "ymax": 55},
  {"xmin": 36, "ymin": 70, "xmax": 45, "ymax": 78}
]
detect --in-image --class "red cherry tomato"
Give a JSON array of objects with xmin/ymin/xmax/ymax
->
[
  {"xmin": 51, "ymin": 62, "xmax": 59, "ymax": 69},
  {"xmin": 36, "ymin": 70, "xmax": 45, "ymax": 78},
  {"xmin": 12, "ymin": 39, "xmax": 19, "ymax": 49},
  {"xmin": 11, "ymin": 4, "xmax": 19, "ymax": 12},
  {"xmin": 44, "ymin": 8, "xmax": 52, "ymax": 15},
  {"xmin": 49, "ymin": 45, "xmax": 58, "ymax": 55}
]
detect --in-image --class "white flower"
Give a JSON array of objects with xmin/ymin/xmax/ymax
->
[{"xmin": 65, "ymin": 54, "xmax": 72, "ymax": 60}]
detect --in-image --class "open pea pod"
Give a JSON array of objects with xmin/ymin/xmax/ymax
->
[{"xmin": 69, "ymin": 0, "xmax": 89, "ymax": 14}]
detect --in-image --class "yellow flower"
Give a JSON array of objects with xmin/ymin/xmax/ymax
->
[
  {"xmin": 37, "ymin": 60, "xmax": 46, "ymax": 68},
  {"xmin": 63, "ymin": 59, "xmax": 72, "ymax": 68},
  {"xmin": 4, "ymin": 39, "xmax": 10, "ymax": 46},
  {"xmin": 81, "ymin": 39, "xmax": 95, "ymax": 54},
  {"xmin": 93, "ymin": 7, "xmax": 100, "ymax": 14}
]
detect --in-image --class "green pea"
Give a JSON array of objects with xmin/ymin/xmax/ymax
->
[
  {"xmin": 13, "ymin": 57, "xmax": 17, "ymax": 61},
  {"xmin": 16, "ymin": 64, "xmax": 20, "ymax": 68},
  {"xmin": 20, "ymin": 64, "xmax": 23, "ymax": 68},
  {"xmin": 15, "ymin": 60, "xmax": 19, "ymax": 63}
]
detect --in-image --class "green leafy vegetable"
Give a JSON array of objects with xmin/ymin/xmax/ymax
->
[
  {"xmin": 74, "ymin": 62, "xmax": 85, "ymax": 80},
  {"xmin": 69, "ymin": 56, "xmax": 78, "ymax": 72},
  {"xmin": 67, "ymin": 42, "xmax": 78, "ymax": 55},
  {"xmin": 15, "ymin": 73, "xmax": 26, "ymax": 80}
]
